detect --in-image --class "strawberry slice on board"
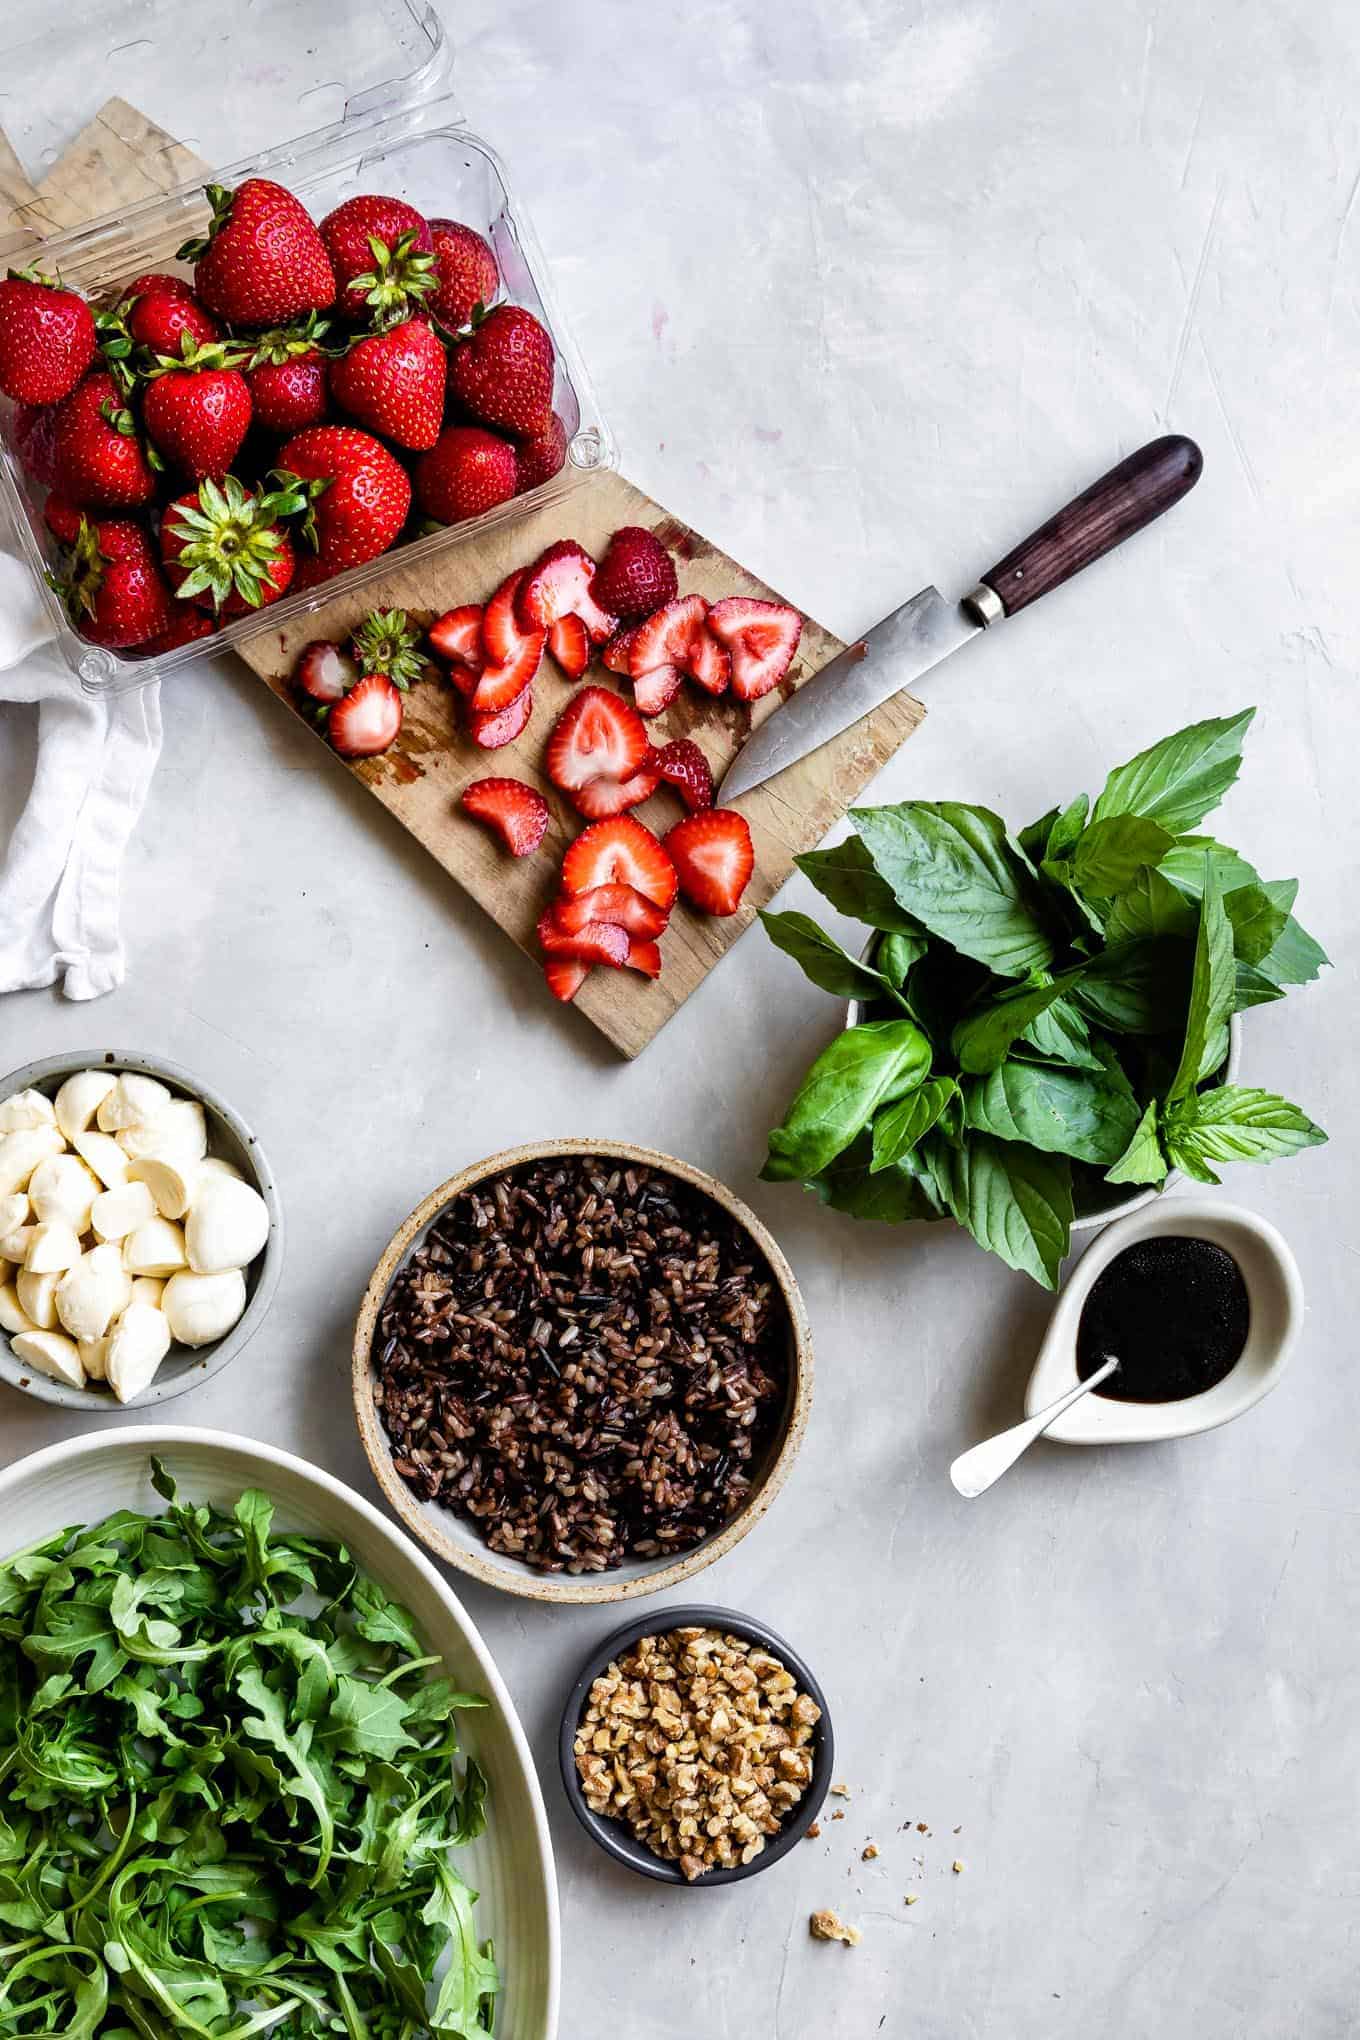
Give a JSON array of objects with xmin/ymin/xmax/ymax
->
[
  {"xmin": 705, "ymin": 597, "xmax": 803, "ymax": 701},
  {"xmin": 652, "ymin": 738, "xmax": 714, "ymax": 811},
  {"xmin": 547, "ymin": 612, "xmax": 590, "ymax": 679},
  {"xmin": 429, "ymin": 603, "xmax": 485, "ymax": 667},
  {"xmin": 461, "ymin": 776, "xmax": 550, "ymax": 856},
  {"xmin": 550, "ymin": 884, "xmax": 670, "ymax": 938},
  {"xmin": 543, "ymin": 957, "xmax": 588, "ymax": 1003},
  {"xmin": 625, "ymin": 936, "xmax": 663, "ymax": 979},
  {"xmin": 469, "ymin": 629, "xmax": 545, "ymax": 713},
  {"xmin": 560, "ymin": 815, "xmax": 677, "ymax": 911},
  {"xmin": 664, "ymin": 808, "xmax": 755, "ymax": 916},
  {"xmin": 327, "ymin": 673, "xmax": 404, "ymax": 757},
  {"xmin": 536, "ymin": 912, "xmax": 630, "ymax": 968},
  {"xmin": 467, "ymin": 684, "xmax": 535, "ymax": 749},
  {"xmin": 482, "ymin": 568, "xmax": 538, "ymax": 664},
  {"xmin": 629, "ymin": 593, "xmax": 708, "ymax": 681},
  {"xmin": 545, "ymin": 685, "xmax": 649, "ymax": 794},
  {"xmin": 295, "ymin": 640, "xmax": 358, "ymax": 705},
  {"xmin": 685, "ymin": 626, "xmax": 731, "ymax": 697},
  {"xmin": 570, "ymin": 762, "xmax": 662, "ymax": 821},
  {"xmin": 517, "ymin": 539, "xmax": 618, "ymax": 642},
  {"xmin": 631, "ymin": 664, "xmax": 684, "ymax": 718},
  {"xmin": 601, "ymin": 624, "xmax": 643, "ymax": 676}
]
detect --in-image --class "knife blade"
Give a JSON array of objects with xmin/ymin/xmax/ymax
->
[{"xmin": 716, "ymin": 433, "xmax": 1204, "ymax": 804}]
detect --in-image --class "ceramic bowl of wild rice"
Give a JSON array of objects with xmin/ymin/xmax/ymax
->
[{"xmin": 352, "ymin": 1141, "xmax": 813, "ymax": 1604}]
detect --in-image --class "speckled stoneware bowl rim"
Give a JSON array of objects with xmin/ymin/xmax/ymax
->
[
  {"xmin": 557, "ymin": 1603, "xmax": 834, "ymax": 1886},
  {"xmin": 0, "ymin": 1050, "xmax": 283, "ymax": 1411},
  {"xmin": 352, "ymin": 1140, "xmax": 814, "ymax": 1605}
]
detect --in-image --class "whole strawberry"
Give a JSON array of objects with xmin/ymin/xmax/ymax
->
[
  {"xmin": 53, "ymin": 372, "xmax": 158, "ymax": 509},
  {"xmin": 427, "ymin": 218, "xmax": 499, "ymax": 329},
  {"xmin": 142, "ymin": 607, "xmax": 220, "ymax": 654},
  {"xmin": 142, "ymin": 339, "xmax": 252, "ymax": 480},
  {"xmin": 328, "ymin": 318, "xmax": 445, "ymax": 450},
  {"xmin": 180, "ymin": 179, "xmax": 336, "ymax": 327},
  {"xmin": 95, "ymin": 288, "xmax": 221, "ymax": 392},
  {"xmin": 591, "ymin": 526, "xmax": 678, "ymax": 620},
  {"xmin": 243, "ymin": 315, "xmax": 332, "ymax": 434},
  {"xmin": 118, "ymin": 272, "xmax": 194, "ymax": 304},
  {"xmin": 56, "ymin": 515, "xmax": 172, "ymax": 649},
  {"xmin": 446, "ymin": 304, "xmax": 554, "ymax": 438},
  {"xmin": 278, "ymin": 424, "xmax": 411, "ymax": 579},
  {"xmin": 515, "ymin": 412, "xmax": 568, "ymax": 493},
  {"xmin": 0, "ymin": 269, "xmax": 96, "ymax": 405},
  {"xmin": 413, "ymin": 424, "xmax": 517, "ymax": 523},
  {"xmin": 319, "ymin": 195, "xmax": 435, "ymax": 323},
  {"xmin": 160, "ymin": 473, "xmax": 305, "ymax": 615}
]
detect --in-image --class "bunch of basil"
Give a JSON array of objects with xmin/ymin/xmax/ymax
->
[{"xmin": 759, "ymin": 709, "xmax": 1327, "ymax": 1287}]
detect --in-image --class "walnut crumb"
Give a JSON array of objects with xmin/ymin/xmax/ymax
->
[
  {"xmin": 810, "ymin": 1908, "xmax": 861, "ymax": 1948},
  {"xmin": 830, "ymin": 1782, "xmax": 851, "ymax": 1798},
  {"xmin": 905, "ymin": 1893, "xmax": 919, "ymax": 1906},
  {"xmin": 805, "ymin": 1823, "xmax": 821, "ymax": 1840},
  {"xmin": 862, "ymin": 1843, "xmax": 879, "ymax": 1861},
  {"xmin": 831, "ymin": 1809, "xmax": 845, "ymax": 1821},
  {"xmin": 952, "ymin": 1859, "xmax": 965, "ymax": 1874}
]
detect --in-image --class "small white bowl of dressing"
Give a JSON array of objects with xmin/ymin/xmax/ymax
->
[{"xmin": 1024, "ymin": 1197, "xmax": 1304, "ymax": 1445}]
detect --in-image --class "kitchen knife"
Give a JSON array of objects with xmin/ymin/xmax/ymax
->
[{"xmin": 717, "ymin": 434, "xmax": 1202, "ymax": 804}]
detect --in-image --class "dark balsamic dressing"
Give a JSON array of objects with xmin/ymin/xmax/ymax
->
[{"xmin": 1076, "ymin": 1235, "xmax": 1250, "ymax": 1403}]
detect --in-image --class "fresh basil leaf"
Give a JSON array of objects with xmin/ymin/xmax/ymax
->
[
  {"xmin": 1017, "ymin": 804, "xmax": 1061, "ymax": 863},
  {"xmin": 1076, "ymin": 937, "xmax": 1189, "ymax": 1034},
  {"xmin": 759, "ymin": 909, "xmax": 907, "ymax": 1007},
  {"xmin": 960, "ymin": 1057, "xmax": 1140, "ymax": 1165},
  {"xmin": 851, "ymin": 801, "xmax": 1059, "ymax": 978},
  {"xmin": 1162, "ymin": 1086, "xmax": 1327, "ymax": 1182},
  {"xmin": 1168, "ymin": 862, "xmax": 1234, "ymax": 1100},
  {"xmin": 951, "ymin": 968, "xmax": 1085, "ymax": 1075},
  {"xmin": 1103, "ymin": 866, "xmax": 1197, "ymax": 945},
  {"xmin": 1070, "ymin": 815, "xmax": 1176, "ymax": 897},
  {"xmin": 1017, "ymin": 994, "xmax": 1106, "ymax": 1070},
  {"xmin": 808, "ymin": 1132, "xmax": 947, "ymax": 1222},
  {"xmin": 1255, "ymin": 911, "xmax": 1330, "ymax": 987},
  {"xmin": 1043, "ymin": 793, "xmax": 1090, "ymax": 865},
  {"xmin": 915, "ymin": 1132, "xmax": 1073, "ymax": 1289},
  {"xmin": 1223, "ymin": 879, "xmax": 1294, "ymax": 966},
  {"xmin": 875, "ymin": 929, "xmax": 928, "ymax": 989},
  {"xmin": 1104, "ymin": 1100, "xmax": 1169, "ymax": 1185},
  {"xmin": 1093, "ymin": 708, "xmax": 1256, "ymax": 834},
  {"xmin": 762, "ymin": 1019, "xmax": 932, "ymax": 1181},
  {"xmin": 1233, "ymin": 961, "xmax": 1287, "ymax": 1011},
  {"xmin": 1159, "ymin": 835, "xmax": 1261, "ymax": 897},
  {"xmin": 794, "ymin": 835, "xmax": 926, "ymax": 935},
  {"xmin": 870, "ymin": 1077, "xmax": 957, "ymax": 1172}
]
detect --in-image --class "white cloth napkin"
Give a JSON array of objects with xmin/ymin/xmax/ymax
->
[{"xmin": 0, "ymin": 550, "xmax": 162, "ymax": 1000}]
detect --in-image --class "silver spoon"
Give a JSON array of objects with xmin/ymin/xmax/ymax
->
[{"xmin": 949, "ymin": 1355, "xmax": 1120, "ymax": 1498}]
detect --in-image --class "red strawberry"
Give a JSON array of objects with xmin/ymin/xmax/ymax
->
[
  {"xmin": 128, "ymin": 289, "xmax": 220, "ymax": 357},
  {"xmin": 518, "ymin": 540, "xmax": 617, "ymax": 641},
  {"xmin": 560, "ymin": 815, "xmax": 677, "ymax": 910},
  {"xmin": 625, "ymin": 936, "xmax": 663, "ymax": 978},
  {"xmin": 53, "ymin": 373, "xmax": 157, "ymax": 509},
  {"xmin": 45, "ymin": 507, "xmax": 148, "ymax": 561},
  {"xmin": 182, "ymin": 179, "xmax": 336, "ymax": 327},
  {"xmin": 56, "ymin": 515, "xmax": 172, "ymax": 649},
  {"xmin": 632, "ymin": 665, "xmax": 683, "ymax": 717},
  {"xmin": 629, "ymin": 593, "xmax": 711, "ymax": 703},
  {"xmin": 482, "ymin": 569, "xmax": 535, "ymax": 664},
  {"xmin": 549, "ymin": 885, "xmax": 670, "ymax": 938},
  {"xmin": 543, "ymin": 958, "xmax": 588, "ymax": 1003},
  {"xmin": 545, "ymin": 685, "xmax": 648, "ymax": 794},
  {"xmin": 428, "ymin": 604, "xmax": 485, "ymax": 670},
  {"xmin": 705, "ymin": 597, "xmax": 803, "ymax": 700},
  {"xmin": 142, "ymin": 343, "xmax": 252, "ymax": 480},
  {"xmin": 327, "ymin": 673, "xmax": 403, "ymax": 756},
  {"xmin": 329, "ymin": 318, "xmax": 445, "ymax": 451},
  {"xmin": 13, "ymin": 403, "xmax": 59, "ymax": 486},
  {"xmin": 427, "ymin": 218, "xmax": 499, "ymax": 329},
  {"xmin": 319, "ymin": 196, "xmax": 435, "ymax": 323},
  {"xmin": 602, "ymin": 626, "xmax": 642, "ymax": 676},
  {"xmin": 278, "ymin": 425, "xmax": 411, "ymax": 575},
  {"xmin": 686, "ymin": 627, "xmax": 731, "ymax": 697},
  {"xmin": 243, "ymin": 316, "xmax": 332, "ymax": 433},
  {"xmin": 295, "ymin": 640, "xmax": 359, "ymax": 703},
  {"xmin": 446, "ymin": 305, "xmax": 554, "ymax": 438},
  {"xmin": 515, "ymin": 412, "xmax": 568, "ymax": 493},
  {"xmin": 653, "ymin": 738, "xmax": 714, "ymax": 811},
  {"xmin": 548, "ymin": 614, "xmax": 589, "ymax": 679},
  {"xmin": 591, "ymin": 526, "xmax": 678, "ymax": 620},
  {"xmin": 570, "ymin": 763, "xmax": 662, "ymax": 820},
  {"xmin": 461, "ymin": 776, "xmax": 550, "ymax": 856},
  {"xmin": 42, "ymin": 493, "xmax": 86, "ymax": 548},
  {"xmin": 470, "ymin": 631, "xmax": 544, "ymax": 714},
  {"xmin": 664, "ymin": 808, "xmax": 755, "ymax": 917},
  {"xmin": 121, "ymin": 272, "xmax": 194, "ymax": 303},
  {"xmin": 141, "ymin": 608, "xmax": 219, "ymax": 655},
  {"xmin": 350, "ymin": 608, "xmax": 426, "ymax": 691},
  {"xmin": 0, "ymin": 271, "xmax": 96, "ymax": 405},
  {"xmin": 413, "ymin": 424, "xmax": 517, "ymax": 523},
  {"xmin": 536, "ymin": 913, "xmax": 630, "ymax": 968},
  {"xmin": 159, "ymin": 474, "xmax": 301, "ymax": 614},
  {"xmin": 467, "ymin": 685, "xmax": 535, "ymax": 749}
]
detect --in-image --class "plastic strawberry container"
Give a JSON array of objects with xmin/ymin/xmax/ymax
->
[{"xmin": 0, "ymin": 0, "xmax": 615, "ymax": 694}]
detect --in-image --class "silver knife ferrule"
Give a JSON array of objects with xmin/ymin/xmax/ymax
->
[{"xmin": 963, "ymin": 582, "xmax": 1005, "ymax": 626}]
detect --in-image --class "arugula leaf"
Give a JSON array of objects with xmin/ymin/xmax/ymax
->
[
  {"xmin": 321, "ymin": 1674, "xmax": 414, "ymax": 1762},
  {"xmin": 851, "ymin": 802, "xmax": 1059, "ymax": 977},
  {"xmin": 1104, "ymin": 1101, "xmax": 1169, "ymax": 1185},
  {"xmin": 763, "ymin": 1020, "xmax": 931, "ymax": 1181},
  {"xmin": 916, "ymin": 1133, "xmax": 1073, "ymax": 1289},
  {"xmin": 759, "ymin": 910, "xmax": 908, "ymax": 1008},
  {"xmin": 961, "ymin": 1058, "xmax": 1140, "ymax": 1165},
  {"xmin": 951, "ymin": 969, "xmax": 1085, "ymax": 1075},
  {"xmin": 794, "ymin": 835, "xmax": 926, "ymax": 934},
  {"xmin": 1092, "ymin": 708, "xmax": 1256, "ymax": 833},
  {"xmin": 1162, "ymin": 1086, "xmax": 1327, "ymax": 1182},
  {"xmin": 1169, "ymin": 862, "xmax": 1235, "ymax": 1100},
  {"xmin": 870, "ymin": 1078, "xmax": 957, "ymax": 1172},
  {"xmin": 1070, "ymin": 815, "xmax": 1176, "ymax": 896},
  {"xmin": 349, "ymin": 1575, "xmax": 423, "ymax": 1657},
  {"xmin": 423, "ymin": 1859, "xmax": 500, "ymax": 2036}
]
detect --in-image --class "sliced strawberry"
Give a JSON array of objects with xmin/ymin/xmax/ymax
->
[
  {"xmin": 632, "ymin": 664, "xmax": 683, "ymax": 717},
  {"xmin": 602, "ymin": 624, "xmax": 643, "ymax": 675},
  {"xmin": 443, "ymin": 659, "xmax": 483, "ymax": 702},
  {"xmin": 482, "ymin": 568, "xmax": 537, "ymax": 664},
  {"xmin": 551, "ymin": 885, "xmax": 669, "ymax": 938},
  {"xmin": 327, "ymin": 673, "xmax": 403, "ymax": 757},
  {"xmin": 625, "ymin": 936, "xmax": 663, "ymax": 978},
  {"xmin": 664, "ymin": 808, "xmax": 755, "ymax": 916},
  {"xmin": 548, "ymin": 613, "xmax": 590, "ymax": 679},
  {"xmin": 536, "ymin": 912, "xmax": 630, "ymax": 968},
  {"xmin": 461, "ymin": 776, "xmax": 549, "ymax": 856},
  {"xmin": 470, "ymin": 630, "xmax": 545, "ymax": 713},
  {"xmin": 296, "ymin": 640, "xmax": 359, "ymax": 704},
  {"xmin": 705, "ymin": 597, "xmax": 803, "ymax": 701},
  {"xmin": 653, "ymin": 738, "xmax": 714, "ymax": 811},
  {"xmin": 544, "ymin": 957, "xmax": 588, "ymax": 1003},
  {"xmin": 560, "ymin": 815, "xmax": 677, "ymax": 910},
  {"xmin": 629, "ymin": 594, "xmax": 708, "ymax": 679},
  {"xmin": 517, "ymin": 539, "xmax": 617, "ymax": 642},
  {"xmin": 429, "ymin": 604, "xmax": 485, "ymax": 667},
  {"xmin": 545, "ymin": 685, "xmax": 648, "ymax": 793},
  {"xmin": 571, "ymin": 763, "xmax": 662, "ymax": 820},
  {"xmin": 686, "ymin": 626, "xmax": 731, "ymax": 697},
  {"xmin": 467, "ymin": 684, "xmax": 534, "ymax": 749}
]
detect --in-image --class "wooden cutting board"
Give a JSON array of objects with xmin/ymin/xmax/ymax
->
[{"xmin": 2, "ymin": 105, "xmax": 927, "ymax": 1058}]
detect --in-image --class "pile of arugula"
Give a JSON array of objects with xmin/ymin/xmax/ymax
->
[
  {"xmin": 760, "ymin": 709, "xmax": 1328, "ymax": 1288},
  {"xmin": 0, "ymin": 1460, "xmax": 497, "ymax": 2039}
]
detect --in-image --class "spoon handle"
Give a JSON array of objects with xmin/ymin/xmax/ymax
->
[{"xmin": 949, "ymin": 1355, "xmax": 1120, "ymax": 1499}]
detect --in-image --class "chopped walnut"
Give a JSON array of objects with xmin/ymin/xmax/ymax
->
[
  {"xmin": 574, "ymin": 1626, "xmax": 821, "ymax": 1881},
  {"xmin": 862, "ymin": 1842, "xmax": 879, "ymax": 1860},
  {"xmin": 830, "ymin": 1781, "xmax": 851, "ymax": 1798},
  {"xmin": 810, "ymin": 1908, "xmax": 861, "ymax": 1947}
]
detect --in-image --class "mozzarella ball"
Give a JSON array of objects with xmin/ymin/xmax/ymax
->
[
  {"xmin": 71, "ymin": 1129, "xmax": 131, "ymax": 1189},
  {"xmin": 129, "ymin": 1275, "xmax": 165, "ymax": 1309},
  {"xmin": 123, "ymin": 1218, "xmax": 188, "ymax": 1278},
  {"xmin": 0, "ymin": 1193, "xmax": 28, "ymax": 1234},
  {"xmin": 78, "ymin": 1334, "xmax": 110, "ymax": 1381},
  {"xmin": 162, "ymin": 1268, "xmax": 247, "ymax": 1347},
  {"xmin": 28, "ymin": 1153, "xmax": 100, "ymax": 1233},
  {"xmin": 16, "ymin": 1268, "xmax": 60, "ymax": 1331},
  {"xmin": 97, "ymin": 1073, "xmax": 171, "ymax": 1138},
  {"xmin": 0, "ymin": 1127, "xmax": 65, "ymax": 1199},
  {"xmin": 197, "ymin": 1156, "xmax": 244, "ymax": 1185},
  {"xmin": 11, "ymin": 1329, "xmax": 84, "ymax": 1388},
  {"xmin": 91, "ymin": 1180, "xmax": 157, "ymax": 1243},
  {"xmin": 56, "ymin": 1245, "xmax": 132, "ymax": 1342},
  {"xmin": 126, "ymin": 1156, "xmax": 197, "ymax": 1221},
  {"xmin": 25, "ymin": 1220, "xmax": 85, "ymax": 1274},
  {"xmin": 0, "ymin": 1282, "xmax": 36, "ymax": 1336},
  {"xmin": 0, "ymin": 1225, "xmax": 36, "ymax": 1265},
  {"xmin": 0, "ymin": 1089, "xmax": 57, "ymax": 1135},
  {"xmin": 106, "ymin": 1304, "xmax": 173, "ymax": 1403},
  {"xmin": 54, "ymin": 1069, "xmax": 118, "ymax": 1140},
  {"xmin": 185, "ymin": 1177, "xmax": 269, "ymax": 1275}
]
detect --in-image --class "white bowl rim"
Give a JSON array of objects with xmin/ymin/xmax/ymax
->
[
  {"xmin": 0, "ymin": 1049, "xmax": 284, "ymax": 1411},
  {"xmin": 0, "ymin": 1422, "xmax": 561, "ymax": 2040},
  {"xmin": 1022, "ymin": 1194, "xmax": 1304, "ymax": 1443}
]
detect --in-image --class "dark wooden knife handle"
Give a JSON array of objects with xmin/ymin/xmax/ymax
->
[{"xmin": 973, "ymin": 434, "xmax": 1202, "ymax": 619}]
